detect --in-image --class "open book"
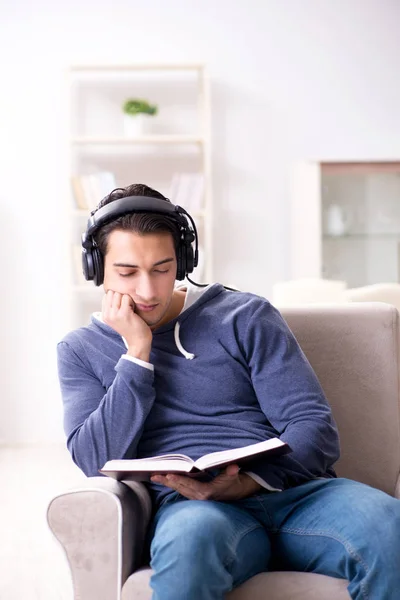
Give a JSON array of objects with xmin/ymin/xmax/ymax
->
[{"xmin": 99, "ymin": 437, "xmax": 291, "ymax": 482}]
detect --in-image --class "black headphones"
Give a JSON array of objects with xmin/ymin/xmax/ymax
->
[{"xmin": 81, "ymin": 195, "xmax": 199, "ymax": 286}]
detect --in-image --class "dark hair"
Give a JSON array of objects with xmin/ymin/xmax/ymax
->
[{"xmin": 94, "ymin": 183, "xmax": 181, "ymax": 257}]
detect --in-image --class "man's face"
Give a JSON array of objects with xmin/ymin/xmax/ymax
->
[{"xmin": 103, "ymin": 229, "xmax": 178, "ymax": 328}]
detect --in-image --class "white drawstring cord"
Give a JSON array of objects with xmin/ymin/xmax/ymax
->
[{"xmin": 174, "ymin": 322, "xmax": 195, "ymax": 360}]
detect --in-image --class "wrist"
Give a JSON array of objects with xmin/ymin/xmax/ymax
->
[
  {"xmin": 126, "ymin": 346, "xmax": 151, "ymax": 362},
  {"xmin": 239, "ymin": 473, "xmax": 263, "ymax": 497}
]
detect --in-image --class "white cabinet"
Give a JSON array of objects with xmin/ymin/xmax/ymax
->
[
  {"xmin": 68, "ymin": 63, "xmax": 212, "ymax": 328},
  {"xmin": 290, "ymin": 161, "xmax": 400, "ymax": 287}
]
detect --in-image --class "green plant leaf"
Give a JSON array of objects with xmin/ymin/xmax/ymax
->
[{"xmin": 122, "ymin": 98, "xmax": 158, "ymax": 116}]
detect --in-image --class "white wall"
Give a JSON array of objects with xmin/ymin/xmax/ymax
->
[{"xmin": 1, "ymin": 0, "xmax": 400, "ymax": 443}]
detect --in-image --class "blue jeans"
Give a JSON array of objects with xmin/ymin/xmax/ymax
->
[{"xmin": 149, "ymin": 478, "xmax": 400, "ymax": 600}]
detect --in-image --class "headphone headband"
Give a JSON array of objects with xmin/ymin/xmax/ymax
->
[
  {"xmin": 81, "ymin": 194, "xmax": 199, "ymax": 285},
  {"xmin": 85, "ymin": 196, "xmax": 184, "ymax": 239}
]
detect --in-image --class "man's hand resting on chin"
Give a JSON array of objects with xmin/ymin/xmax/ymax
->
[
  {"xmin": 151, "ymin": 464, "xmax": 262, "ymax": 501},
  {"xmin": 102, "ymin": 290, "xmax": 153, "ymax": 362}
]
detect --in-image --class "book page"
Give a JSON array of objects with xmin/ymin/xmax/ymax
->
[
  {"xmin": 194, "ymin": 438, "xmax": 287, "ymax": 471},
  {"xmin": 101, "ymin": 454, "xmax": 193, "ymax": 472}
]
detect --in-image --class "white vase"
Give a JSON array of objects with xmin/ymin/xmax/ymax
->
[
  {"xmin": 325, "ymin": 204, "xmax": 348, "ymax": 237},
  {"xmin": 123, "ymin": 114, "xmax": 147, "ymax": 137}
]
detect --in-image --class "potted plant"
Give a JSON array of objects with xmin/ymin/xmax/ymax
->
[{"xmin": 122, "ymin": 98, "xmax": 158, "ymax": 137}]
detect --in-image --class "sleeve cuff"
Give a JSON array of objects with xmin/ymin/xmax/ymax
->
[
  {"xmin": 244, "ymin": 471, "xmax": 282, "ymax": 492},
  {"xmin": 121, "ymin": 354, "xmax": 154, "ymax": 371}
]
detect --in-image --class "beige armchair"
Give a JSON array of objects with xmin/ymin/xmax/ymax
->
[{"xmin": 47, "ymin": 303, "xmax": 400, "ymax": 599}]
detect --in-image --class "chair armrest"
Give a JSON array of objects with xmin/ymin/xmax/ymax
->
[{"xmin": 47, "ymin": 476, "xmax": 152, "ymax": 600}]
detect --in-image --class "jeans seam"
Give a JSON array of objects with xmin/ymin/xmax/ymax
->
[
  {"xmin": 273, "ymin": 527, "xmax": 369, "ymax": 600},
  {"xmin": 248, "ymin": 495, "xmax": 274, "ymax": 528},
  {"xmin": 224, "ymin": 524, "xmax": 265, "ymax": 571}
]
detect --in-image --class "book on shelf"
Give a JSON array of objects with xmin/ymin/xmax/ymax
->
[
  {"xmin": 168, "ymin": 172, "xmax": 204, "ymax": 214},
  {"xmin": 70, "ymin": 176, "xmax": 87, "ymax": 210},
  {"xmin": 72, "ymin": 244, "xmax": 86, "ymax": 285},
  {"xmin": 193, "ymin": 244, "xmax": 206, "ymax": 281},
  {"xmin": 99, "ymin": 437, "xmax": 290, "ymax": 482},
  {"xmin": 70, "ymin": 171, "xmax": 117, "ymax": 211}
]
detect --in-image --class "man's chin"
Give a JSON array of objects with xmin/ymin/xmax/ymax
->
[
  {"xmin": 137, "ymin": 310, "xmax": 164, "ymax": 328},
  {"xmin": 137, "ymin": 297, "xmax": 174, "ymax": 329}
]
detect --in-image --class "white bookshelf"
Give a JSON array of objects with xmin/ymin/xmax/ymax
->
[
  {"xmin": 68, "ymin": 63, "xmax": 212, "ymax": 328},
  {"xmin": 71, "ymin": 135, "xmax": 205, "ymax": 145},
  {"xmin": 70, "ymin": 63, "xmax": 205, "ymax": 72}
]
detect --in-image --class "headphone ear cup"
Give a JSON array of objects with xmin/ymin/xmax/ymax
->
[
  {"xmin": 176, "ymin": 232, "xmax": 195, "ymax": 280},
  {"xmin": 176, "ymin": 243, "xmax": 185, "ymax": 280},
  {"xmin": 183, "ymin": 230, "xmax": 195, "ymax": 276},
  {"xmin": 92, "ymin": 248, "xmax": 104, "ymax": 286},
  {"xmin": 185, "ymin": 244, "xmax": 194, "ymax": 274},
  {"xmin": 82, "ymin": 248, "xmax": 94, "ymax": 281}
]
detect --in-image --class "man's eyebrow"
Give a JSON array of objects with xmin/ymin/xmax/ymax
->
[{"xmin": 113, "ymin": 258, "xmax": 175, "ymax": 268}]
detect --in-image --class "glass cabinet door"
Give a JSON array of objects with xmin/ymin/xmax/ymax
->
[{"xmin": 321, "ymin": 162, "xmax": 400, "ymax": 287}]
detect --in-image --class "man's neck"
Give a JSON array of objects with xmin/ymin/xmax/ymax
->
[{"xmin": 151, "ymin": 288, "xmax": 187, "ymax": 330}]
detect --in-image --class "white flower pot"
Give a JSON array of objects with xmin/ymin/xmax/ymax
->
[{"xmin": 123, "ymin": 114, "xmax": 149, "ymax": 137}]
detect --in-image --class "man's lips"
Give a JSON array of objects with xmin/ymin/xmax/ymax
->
[{"xmin": 136, "ymin": 304, "xmax": 158, "ymax": 312}]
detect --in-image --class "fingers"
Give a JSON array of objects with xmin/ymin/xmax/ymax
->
[
  {"xmin": 102, "ymin": 291, "xmax": 122, "ymax": 324},
  {"xmin": 151, "ymin": 466, "xmax": 241, "ymax": 501},
  {"xmin": 151, "ymin": 474, "xmax": 213, "ymax": 500},
  {"xmin": 121, "ymin": 293, "xmax": 135, "ymax": 312},
  {"xmin": 103, "ymin": 290, "xmax": 134, "ymax": 311},
  {"xmin": 111, "ymin": 291, "xmax": 122, "ymax": 310},
  {"xmin": 102, "ymin": 290, "xmax": 113, "ymax": 318},
  {"xmin": 225, "ymin": 464, "xmax": 240, "ymax": 477},
  {"xmin": 103, "ymin": 289, "xmax": 115, "ymax": 311},
  {"xmin": 100, "ymin": 290, "xmax": 152, "ymax": 348},
  {"xmin": 103, "ymin": 290, "xmax": 127, "ymax": 312}
]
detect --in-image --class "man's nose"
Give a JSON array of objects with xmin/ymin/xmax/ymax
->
[{"xmin": 136, "ymin": 273, "xmax": 156, "ymax": 301}]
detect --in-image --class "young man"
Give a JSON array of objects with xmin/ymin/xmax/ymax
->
[{"xmin": 58, "ymin": 183, "xmax": 400, "ymax": 600}]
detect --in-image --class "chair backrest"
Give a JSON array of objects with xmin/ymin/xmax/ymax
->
[{"xmin": 281, "ymin": 303, "xmax": 400, "ymax": 497}]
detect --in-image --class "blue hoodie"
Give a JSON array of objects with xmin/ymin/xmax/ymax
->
[{"xmin": 57, "ymin": 283, "xmax": 340, "ymax": 506}]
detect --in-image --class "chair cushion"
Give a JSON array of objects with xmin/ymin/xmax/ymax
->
[{"xmin": 122, "ymin": 568, "xmax": 349, "ymax": 599}]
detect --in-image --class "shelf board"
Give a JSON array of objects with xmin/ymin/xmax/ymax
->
[
  {"xmin": 70, "ymin": 64, "xmax": 205, "ymax": 72},
  {"xmin": 321, "ymin": 161, "xmax": 400, "ymax": 175},
  {"xmin": 323, "ymin": 233, "xmax": 400, "ymax": 240},
  {"xmin": 71, "ymin": 135, "xmax": 205, "ymax": 145}
]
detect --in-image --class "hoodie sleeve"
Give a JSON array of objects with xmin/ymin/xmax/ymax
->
[
  {"xmin": 57, "ymin": 340, "xmax": 156, "ymax": 477},
  {"xmin": 241, "ymin": 300, "xmax": 340, "ymax": 487}
]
